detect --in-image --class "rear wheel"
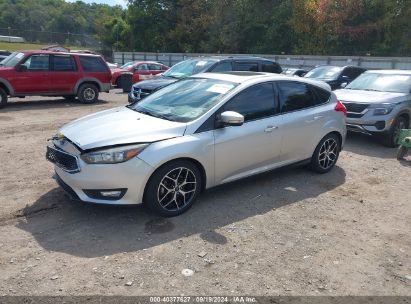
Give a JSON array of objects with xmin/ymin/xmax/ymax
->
[
  {"xmin": 144, "ymin": 160, "xmax": 202, "ymax": 217},
  {"xmin": 0, "ymin": 87, "xmax": 8, "ymax": 108},
  {"xmin": 310, "ymin": 133, "xmax": 341, "ymax": 173},
  {"xmin": 382, "ymin": 116, "xmax": 407, "ymax": 147},
  {"xmin": 77, "ymin": 83, "xmax": 99, "ymax": 104}
]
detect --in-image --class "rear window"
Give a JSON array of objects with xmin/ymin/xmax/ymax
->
[
  {"xmin": 53, "ymin": 55, "xmax": 76, "ymax": 71},
  {"xmin": 79, "ymin": 56, "xmax": 108, "ymax": 72},
  {"xmin": 311, "ymin": 86, "xmax": 331, "ymax": 104},
  {"xmin": 233, "ymin": 62, "xmax": 259, "ymax": 72},
  {"xmin": 262, "ymin": 61, "xmax": 282, "ymax": 73}
]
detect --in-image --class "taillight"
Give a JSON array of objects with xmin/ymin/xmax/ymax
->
[{"xmin": 335, "ymin": 100, "xmax": 347, "ymax": 115}]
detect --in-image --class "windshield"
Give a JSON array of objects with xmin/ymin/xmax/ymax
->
[
  {"xmin": 120, "ymin": 62, "xmax": 135, "ymax": 69},
  {"xmin": 163, "ymin": 59, "xmax": 218, "ymax": 79},
  {"xmin": 346, "ymin": 73, "xmax": 411, "ymax": 93},
  {"xmin": 305, "ymin": 66, "xmax": 342, "ymax": 80},
  {"xmin": 0, "ymin": 52, "xmax": 25, "ymax": 67},
  {"xmin": 129, "ymin": 78, "xmax": 237, "ymax": 123}
]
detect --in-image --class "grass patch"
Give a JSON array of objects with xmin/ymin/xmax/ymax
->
[{"xmin": 0, "ymin": 42, "xmax": 97, "ymax": 52}]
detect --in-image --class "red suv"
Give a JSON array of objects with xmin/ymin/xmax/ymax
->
[
  {"xmin": 0, "ymin": 51, "xmax": 112, "ymax": 108},
  {"xmin": 111, "ymin": 61, "xmax": 169, "ymax": 87}
]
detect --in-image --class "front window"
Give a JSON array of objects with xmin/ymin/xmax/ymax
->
[
  {"xmin": 162, "ymin": 59, "xmax": 218, "ymax": 79},
  {"xmin": 305, "ymin": 66, "xmax": 342, "ymax": 80},
  {"xmin": 120, "ymin": 62, "xmax": 135, "ymax": 69},
  {"xmin": 1, "ymin": 52, "xmax": 25, "ymax": 67},
  {"xmin": 346, "ymin": 73, "xmax": 411, "ymax": 93},
  {"xmin": 129, "ymin": 78, "xmax": 237, "ymax": 123}
]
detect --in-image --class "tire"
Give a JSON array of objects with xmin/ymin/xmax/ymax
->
[
  {"xmin": 0, "ymin": 87, "xmax": 8, "ymax": 108},
  {"xmin": 116, "ymin": 76, "xmax": 122, "ymax": 89},
  {"xmin": 144, "ymin": 160, "xmax": 202, "ymax": 217},
  {"xmin": 382, "ymin": 116, "xmax": 408, "ymax": 148},
  {"xmin": 77, "ymin": 83, "xmax": 99, "ymax": 104},
  {"xmin": 310, "ymin": 133, "xmax": 341, "ymax": 174},
  {"xmin": 397, "ymin": 146, "xmax": 408, "ymax": 160}
]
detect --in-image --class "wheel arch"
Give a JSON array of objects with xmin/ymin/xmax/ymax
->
[
  {"xmin": 74, "ymin": 78, "xmax": 102, "ymax": 93},
  {"xmin": 142, "ymin": 157, "xmax": 207, "ymax": 203},
  {"xmin": 397, "ymin": 110, "xmax": 410, "ymax": 127},
  {"xmin": 0, "ymin": 78, "xmax": 14, "ymax": 95}
]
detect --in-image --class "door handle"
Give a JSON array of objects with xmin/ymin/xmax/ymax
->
[{"xmin": 264, "ymin": 126, "xmax": 278, "ymax": 133}]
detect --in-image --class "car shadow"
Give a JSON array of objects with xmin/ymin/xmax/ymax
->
[
  {"xmin": 1, "ymin": 98, "xmax": 109, "ymax": 113},
  {"xmin": 16, "ymin": 165, "xmax": 346, "ymax": 258},
  {"xmin": 343, "ymin": 132, "xmax": 396, "ymax": 159}
]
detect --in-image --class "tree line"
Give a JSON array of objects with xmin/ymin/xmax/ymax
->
[{"xmin": 1, "ymin": 0, "xmax": 410, "ymax": 56}]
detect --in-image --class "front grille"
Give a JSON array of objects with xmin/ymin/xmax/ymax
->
[
  {"xmin": 132, "ymin": 87, "xmax": 153, "ymax": 99},
  {"xmin": 46, "ymin": 146, "xmax": 80, "ymax": 173},
  {"xmin": 342, "ymin": 102, "xmax": 369, "ymax": 113}
]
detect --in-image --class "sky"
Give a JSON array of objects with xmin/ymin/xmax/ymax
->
[{"xmin": 65, "ymin": 0, "xmax": 127, "ymax": 8}]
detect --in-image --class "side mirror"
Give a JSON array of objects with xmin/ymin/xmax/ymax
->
[
  {"xmin": 341, "ymin": 75, "xmax": 350, "ymax": 82},
  {"xmin": 340, "ymin": 82, "xmax": 348, "ymax": 88},
  {"xmin": 220, "ymin": 111, "xmax": 244, "ymax": 127},
  {"xmin": 16, "ymin": 65, "xmax": 27, "ymax": 72}
]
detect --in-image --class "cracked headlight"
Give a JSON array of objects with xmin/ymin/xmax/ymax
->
[{"xmin": 81, "ymin": 144, "xmax": 149, "ymax": 164}]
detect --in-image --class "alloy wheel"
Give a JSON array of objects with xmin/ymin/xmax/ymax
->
[
  {"xmin": 157, "ymin": 167, "xmax": 197, "ymax": 211},
  {"xmin": 318, "ymin": 138, "xmax": 338, "ymax": 170},
  {"xmin": 83, "ymin": 88, "xmax": 96, "ymax": 101}
]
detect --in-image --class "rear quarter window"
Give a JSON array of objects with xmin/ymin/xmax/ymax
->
[
  {"xmin": 79, "ymin": 56, "xmax": 108, "ymax": 72},
  {"xmin": 310, "ymin": 86, "xmax": 331, "ymax": 105},
  {"xmin": 261, "ymin": 61, "xmax": 282, "ymax": 74}
]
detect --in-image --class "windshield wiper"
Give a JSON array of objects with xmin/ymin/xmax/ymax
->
[
  {"xmin": 134, "ymin": 108, "xmax": 175, "ymax": 121},
  {"xmin": 362, "ymin": 89, "xmax": 381, "ymax": 92}
]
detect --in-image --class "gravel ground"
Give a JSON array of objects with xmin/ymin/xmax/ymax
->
[{"xmin": 0, "ymin": 91, "xmax": 410, "ymax": 296}]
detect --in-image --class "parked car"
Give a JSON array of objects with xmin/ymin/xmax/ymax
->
[
  {"xmin": 111, "ymin": 61, "xmax": 169, "ymax": 88},
  {"xmin": 106, "ymin": 62, "xmax": 118, "ymax": 69},
  {"xmin": 128, "ymin": 57, "xmax": 283, "ymax": 103},
  {"xmin": 0, "ymin": 51, "xmax": 111, "ymax": 108},
  {"xmin": 334, "ymin": 70, "xmax": 411, "ymax": 147},
  {"xmin": 47, "ymin": 71, "xmax": 346, "ymax": 217},
  {"xmin": 282, "ymin": 68, "xmax": 308, "ymax": 77},
  {"xmin": 304, "ymin": 65, "xmax": 366, "ymax": 90},
  {"xmin": 0, "ymin": 50, "xmax": 11, "ymax": 62}
]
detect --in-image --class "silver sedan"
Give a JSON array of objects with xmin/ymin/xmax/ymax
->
[{"xmin": 47, "ymin": 72, "xmax": 347, "ymax": 216}]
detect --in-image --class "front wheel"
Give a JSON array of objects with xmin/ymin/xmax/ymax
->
[
  {"xmin": 144, "ymin": 160, "xmax": 202, "ymax": 217},
  {"xmin": 77, "ymin": 83, "xmax": 99, "ymax": 104},
  {"xmin": 0, "ymin": 87, "xmax": 8, "ymax": 108},
  {"xmin": 382, "ymin": 116, "xmax": 407, "ymax": 147},
  {"xmin": 310, "ymin": 133, "xmax": 341, "ymax": 174}
]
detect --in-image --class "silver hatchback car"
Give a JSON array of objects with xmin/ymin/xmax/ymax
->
[{"xmin": 47, "ymin": 72, "xmax": 347, "ymax": 216}]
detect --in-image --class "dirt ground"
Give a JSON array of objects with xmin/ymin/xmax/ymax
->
[{"xmin": 0, "ymin": 90, "xmax": 410, "ymax": 296}]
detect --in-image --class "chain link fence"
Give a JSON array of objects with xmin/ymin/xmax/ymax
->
[{"xmin": 0, "ymin": 27, "xmax": 102, "ymax": 49}]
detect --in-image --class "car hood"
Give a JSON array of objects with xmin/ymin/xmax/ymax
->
[
  {"xmin": 59, "ymin": 107, "xmax": 186, "ymax": 150},
  {"xmin": 334, "ymin": 89, "xmax": 409, "ymax": 104},
  {"xmin": 132, "ymin": 76, "xmax": 177, "ymax": 90}
]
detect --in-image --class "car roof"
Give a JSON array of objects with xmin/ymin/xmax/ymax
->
[
  {"xmin": 193, "ymin": 71, "xmax": 331, "ymax": 91},
  {"xmin": 186, "ymin": 56, "xmax": 276, "ymax": 62},
  {"xmin": 19, "ymin": 50, "xmax": 101, "ymax": 57},
  {"xmin": 364, "ymin": 69, "xmax": 411, "ymax": 75}
]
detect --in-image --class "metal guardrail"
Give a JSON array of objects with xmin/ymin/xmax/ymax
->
[{"xmin": 113, "ymin": 52, "xmax": 411, "ymax": 70}]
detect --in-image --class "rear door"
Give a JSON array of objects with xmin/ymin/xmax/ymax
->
[
  {"xmin": 276, "ymin": 81, "xmax": 331, "ymax": 162},
  {"xmin": 214, "ymin": 82, "xmax": 283, "ymax": 184},
  {"xmin": 148, "ymin": 63, "xmax": 164, "ymax": 77},
  {"xmin": 13, "ymin": 54, "xmax": 51, "ymax": 94},
  {"xmin": 133, "ymin": 63, "xmax": 151, "ymax": 83},
  {"xmin": 49, "ymin": 54, "xmax": 78, "ymax": 93}
]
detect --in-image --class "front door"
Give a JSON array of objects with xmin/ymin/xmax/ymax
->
[
  {"xmin": 13, "ymin": 54, "xmax": 51, "ymax": 94},
  {"xmin": 214, "ymin": 82, "xmax": 283, "ymax": 184}
]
